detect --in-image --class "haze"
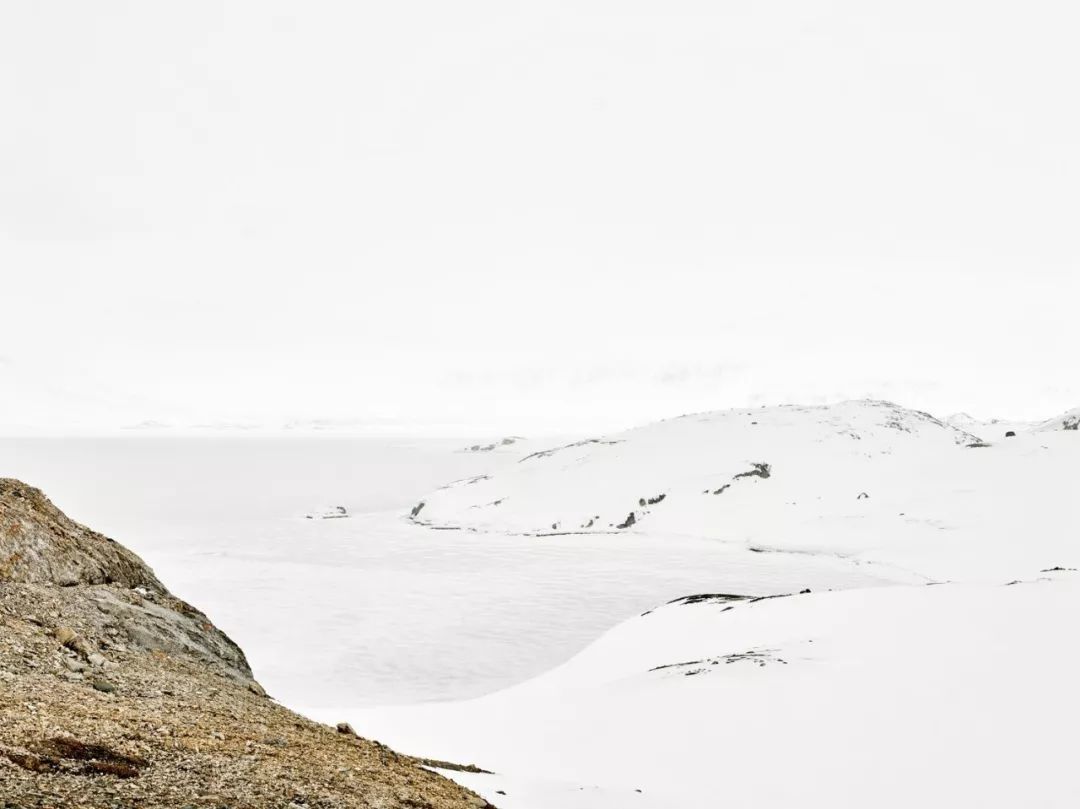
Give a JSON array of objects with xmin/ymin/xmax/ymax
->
[{"xmin": 2, "ymin": 1, "xmax": 1077, "ymax": 435}]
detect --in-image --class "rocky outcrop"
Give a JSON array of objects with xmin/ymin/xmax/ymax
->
[
  {"xmin": 0, "ymin": 479, "xmax": 492, "ymax": 809},
  {"xmin": 0, "ymin": 479, "xmax": 165, "ymax": 590},
  {"xmin": 462, "ymin": 437, "xmax": 524, "ymax": 453},
  {"xmin": 0, "ymin": 479, "xmax": 252, "ymax": 682}
]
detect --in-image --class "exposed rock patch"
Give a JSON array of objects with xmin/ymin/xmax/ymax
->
[
  {"xmin": 518, "ymin": 438, "xmax": 621, "ymax": 463},
  {"xmin": 307, "ymin": 505, "xmax": 350, "ymax": 520},
  {"xmin": 649, "ymin": 647, "xmax": 789, "ymax": 676},
  {"xmin": 462, "ymin": 437, "xmax": 524, "ymax": 453},
  {"xmin": 733, "ymin": 463, "xmax": 772, "ymax": 481}
]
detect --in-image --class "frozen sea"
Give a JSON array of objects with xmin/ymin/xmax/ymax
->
[{"xmin": 0, "ymin": 437, "xmax": 886, "ymax": 711}]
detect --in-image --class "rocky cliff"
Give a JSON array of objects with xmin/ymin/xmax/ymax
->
[{"xmin": 0, "ymin": 479, "xmax": 491, "ymax": 809}]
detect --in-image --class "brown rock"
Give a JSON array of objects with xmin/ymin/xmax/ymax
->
[
  {"xmin": 0, "ymin": 479, "xmax": 488, "ymax": 809},
  {"xmin": 55, "ymin": 627, "xmax": 78, "ymax": 647}
]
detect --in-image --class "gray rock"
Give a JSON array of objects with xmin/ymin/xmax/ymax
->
[{"xmin": 60, "ymin": 655, "xmax": 87, "ymax": 673}]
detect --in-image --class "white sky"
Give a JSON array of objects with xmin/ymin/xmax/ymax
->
[{"xmin": 2, "ymin": 1, "xmax": 1078, "ymax": 435}]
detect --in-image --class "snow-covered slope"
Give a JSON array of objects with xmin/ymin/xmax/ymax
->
[
  {"xmin": 408, "ymin": 400, "xmax": 1079, "ymax": 581},
  {"xmin": 339, "ymin": 573, "xmax": 1079, "ymax": 809},
  {"xmin": 1035, "ymin": 406, "xmax": 1080, "ymax": 432},
  {"xmin": 298, "ymin": 399, "xmax": 1080, "ymax": 807},
  {"xmin": 412, "ymin": 401, "xmax": 977, "ymax": 533},
  {"xmin": 944, "ymin": 412, "xmax": 1039, "ymax": 439},
  {"xmin": 460, "ymin": 436, "xmax": 529, "ymax": 453}
]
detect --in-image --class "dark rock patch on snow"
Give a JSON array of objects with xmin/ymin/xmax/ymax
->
[
  {"xmin": 734, "ymin": 463, "xmax": 771, "ymax": 480},
  {"xmin": 519, "ymin": 438, "xmax": 622, "ymax": 463}
]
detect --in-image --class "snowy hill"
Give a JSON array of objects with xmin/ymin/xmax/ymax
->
[
  {"xmin": 1035, "ymin": 406, "xmax": 1080, "ymax": 432},
  {"xmin": 944, "ymin": 412, "xmax": 1038, "ymax": 439},
  {"xmin": 344, "ymin": 573, "xmax": 1080, "ymax": 809},
  {"xmin": 411, "ymin": 400, "xmax": 977, "ymax": 533},
  {"xmin": 300, "ymin": 398, "xmax": 1080, "ymax": 808},
  {"xmin": 408, "ymin": 399, "xmax": 1079, "ymax": 581}
]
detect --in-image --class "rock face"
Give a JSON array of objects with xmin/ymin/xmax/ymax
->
[
  {"xmin": 0, "ymin": 479, "xmax": 492, "ymax": 809},
  {"xmin": 0, "ymin": 478, "xmax": 252, "ymax": 682},
  {"xmin": 0, "ymin": 479, "xmax": 166, "ymax": 589}
]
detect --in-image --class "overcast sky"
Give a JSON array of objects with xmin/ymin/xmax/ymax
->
[{"xmin": 2, "ymin": 1, "xmax": 1077, "ymax": 435}]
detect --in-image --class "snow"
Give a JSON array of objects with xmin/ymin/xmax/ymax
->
[
  {"xmin": 305, "ymin": 504, "xmax": 350, "ymax": 520},
  {"xmin": 320, "ymin": 574, "xmax": 1080, "ymax": 808},
  {"xmin": 945, "ymin": 412, "xmax": 1039, "ymax": 439},
  {"xmin": 412, "ymin": 400, "xmax": 1079, "ymax": 581},
  {"xmin": 1035, "ymin": 406, "xmax": 1080, "ymax": 433},
  {"xmin": 3, "ymin": 398, "xmax": 1079, "ymax": 806},
  {"xmin": 413, "ymin": 400, "xmax": 982, "ymax": 536},
  {"xmin": 0, "ymin": 432, "xmax": 891, "ymax": 707},
  {"xmin": 309, "ymin": 398, "xmax": 1078, "ymax": 808}
]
